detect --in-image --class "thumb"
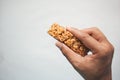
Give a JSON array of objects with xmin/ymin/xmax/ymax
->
[{"xmin": 56, "ymin": 41, "xmax": 83, "ymax": 66}]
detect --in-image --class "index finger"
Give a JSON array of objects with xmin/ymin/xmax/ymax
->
[
  {"xmin": 56, "ymin": 41, "xmax": 83, "ymax": 64},
  {"xmin": 82, "ymin": 27, "xmax": 107, "ymax": 42},
  {"xmin": 66, "ymin": 27, "xmax": 100, "ymax": 53}
]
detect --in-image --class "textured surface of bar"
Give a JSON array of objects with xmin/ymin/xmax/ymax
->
[{"xmin": 48, "ymin": 23, "xmax": 88, "ymax": 56}]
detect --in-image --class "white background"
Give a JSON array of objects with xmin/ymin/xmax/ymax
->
[{"xmin": 0, "ymin": 0, "xmax": 120, "ymax": 80}]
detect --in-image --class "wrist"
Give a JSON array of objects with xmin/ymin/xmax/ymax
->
[
  {"xmin": 99, "ymin": 68, "xmax": 112, "ymax": 80},
  {"xmin": 85, "ymin": 67, "xmax": 112, "ymax": 80}
]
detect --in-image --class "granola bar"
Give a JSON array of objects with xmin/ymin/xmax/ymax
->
[{"xmin": 48, "ymin": 23, "xmax": 89, "ymax": 56}]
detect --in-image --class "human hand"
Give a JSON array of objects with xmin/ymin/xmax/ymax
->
[{"xmin": 56, "ymin": 27, "xmax": 114, "ymax": 80}]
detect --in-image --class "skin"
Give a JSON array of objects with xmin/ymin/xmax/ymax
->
[{"xmin": 56, "ymin": 27, "xmax": 114, "ymax": 80}]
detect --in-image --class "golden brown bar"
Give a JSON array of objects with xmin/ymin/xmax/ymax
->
[{"xmin": 48, "ymin": 23, "xmax": 89, "ymax": 56}]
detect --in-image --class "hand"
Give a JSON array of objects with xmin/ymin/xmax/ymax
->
[{"xmin": 56, "ymin": 27, "xmax": 114, "ymax": 80}]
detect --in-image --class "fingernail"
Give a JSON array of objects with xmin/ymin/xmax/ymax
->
[
  {"xmin": 55, "ymin": 41, "xmax": 63, "ymax": 49},
  {"xmin": 66, "ymin": 27, "xmax": 72, "ymax": 31}
]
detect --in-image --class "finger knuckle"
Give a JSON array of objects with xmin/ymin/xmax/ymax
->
[
  {"xmin": 100, "ymin": 44, "xmax": 114, "ymax": 55},
  {"xmin": 60, "ymin": 44, "xmax": 65, "ymax": 51},
  {"xmin": 72, "ymin": 60, "xmax": 80, "ymax": 68},
  {"xmin": 103, "ymin": 47, "xmax": 110, "ymax": 54},
  {"xmin": 60, "ymin": 45, "xmax": 69, "ymax": 54},
  {"xmin": 61, "ymin": 47, "xmax": 66, "ymax": 52},
  {"xmin": 81, "ymin": 34, "xmax": 89, "ymax": 39},
  {"xmin": 108, "ymin": 44, "xmax": 114, "ymax": 53}
]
